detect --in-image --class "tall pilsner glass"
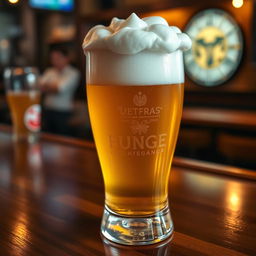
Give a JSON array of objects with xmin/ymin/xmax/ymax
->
[{"xmin": 83, "ymin": 13, "xmax": 191, "ymax": 245}]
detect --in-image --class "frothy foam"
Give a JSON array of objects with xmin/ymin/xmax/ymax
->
[
  {"xmin": 83, "ymin": 13, "xmax": 191, "ymax": 54},
  {"xmin": 83, "ymin": 13, "xmax": 191, "ymax": 85}
]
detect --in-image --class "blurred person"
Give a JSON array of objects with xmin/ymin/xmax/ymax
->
[{"xmin": 39, "ymin": 48, "xmax": 80, "ymax": 135}]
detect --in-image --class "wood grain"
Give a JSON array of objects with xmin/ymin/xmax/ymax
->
[
  {"xmin": 0, "ymin": 126, "xmax": 255, "ymax": 255},
  {"xmin": 182, "ymin": 107, "xmax": 256, "ymax": 130},
  {"xmin": 173, "ymin": 157, "xmax": 256, "ymax": 181}
]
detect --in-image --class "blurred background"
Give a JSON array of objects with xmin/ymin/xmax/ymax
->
[{"xmin": 0, "ymin": 0, "xmax": 256, "ymax": 169}]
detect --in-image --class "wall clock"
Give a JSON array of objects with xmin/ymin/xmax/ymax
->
[{"xmin": 184, "ymin": 9, "xmax": 243, "ymax": 87}]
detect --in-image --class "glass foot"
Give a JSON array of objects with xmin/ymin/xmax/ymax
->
[{"xmin": 101, "ymin": 205, "xmax": 173, "ymax": 245}]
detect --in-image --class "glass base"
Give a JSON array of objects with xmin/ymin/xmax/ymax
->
[{"xmin": 101, "ymin": 205, "xmax": 173, "ymax": 245}]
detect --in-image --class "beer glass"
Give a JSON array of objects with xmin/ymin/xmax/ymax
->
[
  {"xmin": 83, "ymin": 13, "xmax": 191, "ymax": 245},
  {"xmin": 4, "ymin": 67, "xmax": 41, "ymax": 143}
]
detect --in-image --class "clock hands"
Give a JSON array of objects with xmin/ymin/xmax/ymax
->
[
  {"xmin": 196, "ymin": 36, "xmax": 224, "ymax": 48},
  {"xmin": 195, "ymin": 36, "xmax": 225, "ymax": 68}
]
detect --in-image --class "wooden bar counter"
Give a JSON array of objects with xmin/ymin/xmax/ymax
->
[
  {"xmin": 182, "ymin": 107, "xmax": 256, "ymax": 130},
  {"xmin": 0, "ymin": 125, "xmax": 255, "ymax": 256}
]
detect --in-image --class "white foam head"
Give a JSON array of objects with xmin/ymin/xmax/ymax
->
[{"xmin": 83, "ymin": 13, "xmax": 191, "ymax": 85}]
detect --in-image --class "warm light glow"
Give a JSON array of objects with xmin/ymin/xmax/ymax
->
[
  {"xmin": 232, "ymin": 0, "xmax": 243, "ymax": 8},
  {"xmin": 12, "ymin": 211, "xmax": 29, "ymax": 253},
  {"xmin": 8, "ymin": 0, "xmax": 19, "ymax": 3},
  {"xmin": 14, "ymin": 217, "xmax": 28, "ymax": 241},
  {"xmin": 223, "ymin": 182, "xmax": 244, "ymax": 240},
  {"xmin": 229, "ymin": 193, "xmax": 240, "ymax": 210},
  {"xmin": 185, "ymin": 172, "xmax": 224, "ymax": 193},
  {"xmin": 226, "ymin": 182, "xmax": 242, "ymax": 212}
]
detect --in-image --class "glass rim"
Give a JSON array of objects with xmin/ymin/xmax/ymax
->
[
  {"xmin": 4, "ymin": 66, "xmax": 40, "ymax": 91},
  {"xmin": 4, "ymin": 66, "xmax": 39, "ymax": 74}
]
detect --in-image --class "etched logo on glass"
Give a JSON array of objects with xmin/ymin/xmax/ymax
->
[
  {"xmin": 110, "ymin": 91, "xmax": 167, "ymax": 156},
  {"xmin": 133, "ymin": 91, "xmax": 147, "ymax": 106}
]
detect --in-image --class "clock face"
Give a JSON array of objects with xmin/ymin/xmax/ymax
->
[{"xmin": 184, "ymin": 9, "xmax": 243, "ymax": 87}]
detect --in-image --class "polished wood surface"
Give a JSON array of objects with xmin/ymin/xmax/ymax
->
[
  {"xmin": 182, "ymin": 107, "xmax": 256, "ymax": 130},
  {"xmin": 0, "ymin": 126, "xmax": 256, "ymax": 255}
]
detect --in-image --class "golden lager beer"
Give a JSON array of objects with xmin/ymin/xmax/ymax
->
[
  {"xmin": 7, "ymin": 91, "xmax": 41, "ymax": 140},
  {"xmin": 83, "ymin": 12, "xmax": 191, "ymax": 245},
  {"xmin": 87, "ymin": 84, "xmax": 183, "ymax": 215}
]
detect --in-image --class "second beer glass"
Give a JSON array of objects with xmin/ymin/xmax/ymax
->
[{"xmin": 4, "ymin": 67, "xmax": 41, "ymax": 143}]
